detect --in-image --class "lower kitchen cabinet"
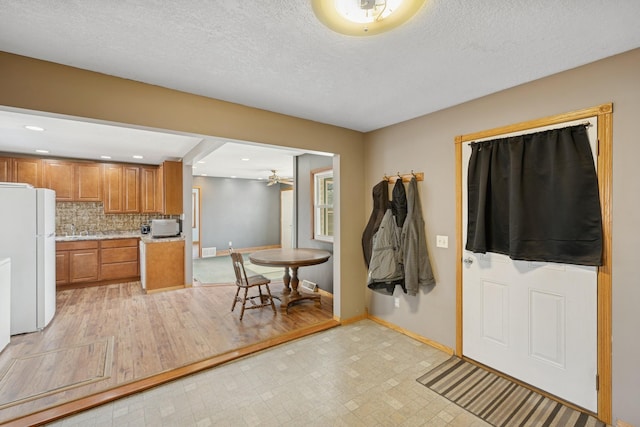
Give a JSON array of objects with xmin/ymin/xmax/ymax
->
[
  {"xmin": 56, "ymin": 238, "xmax": 140, "ymax": 288},
  {"xmin": 56, "ymin": 240, "xmax": 99, "ymax": 285},
  {"xmin": 100, "ymin": 238, "xmax": 139, "ymax": 281},
  {"xmin": 140, "ymin": 238, "xmax": 185, "ymax": 293}
]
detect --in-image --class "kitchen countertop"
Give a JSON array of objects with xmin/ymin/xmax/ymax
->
[
  {"xmin": 140, "ymin": 235, "xmax": 185, "ymax": 244},
  {"xmin": 55, "ymin": 231, "xmax": 185, "ymax": 242}
]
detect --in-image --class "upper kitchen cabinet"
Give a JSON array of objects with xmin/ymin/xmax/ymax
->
[
  {"xmin": 75, "ymin": 163, "xmax": 102, "ymax": 201},
  {"xmin": 0, "ymin": 157, "xmax": 11, "ymax": 182},
  {"xmin": 102, "ymin": 163, "xmax": 140, "ymax": 213},
  {"xmin": 160, "ymin": 160, "xmax": 183, "ymax": 215},
  {"xmin": 42, "ymin": 160, "xmax": 102, "ymax": 202},
  {"xmin": 123, "ymin": 165, "xmax": 140, "ymax": 213},
  {"xmin": 141, "ymin": 166, "xmax": 161, "ymax": 213},
  {"xmin": 103, "ymin": 163, "xmax": 123, "ymax": 213},
  {"xmin": 42, "ymin": 160, "xmax": 74, "ymax": 201},
  {"xmin": 0, "ymin": 156, "xmax": 42, "ymax": 187}
]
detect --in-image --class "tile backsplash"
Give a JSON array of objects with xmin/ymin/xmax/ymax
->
[{"xmin": 56, "ymin": 202, "xmax": 177, "ymax": 235}]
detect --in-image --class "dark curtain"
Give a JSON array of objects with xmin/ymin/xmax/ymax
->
[{"xmin": 466, "ymin": 124, "xmax": 603, "ymax": 266}]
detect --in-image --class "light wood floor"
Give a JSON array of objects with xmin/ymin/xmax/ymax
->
[{"xmin": 0, "ymin": 280, "xmax": 335, "ymax": 425}]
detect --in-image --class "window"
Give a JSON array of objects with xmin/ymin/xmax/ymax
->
[{"xmin": 313, "ymin": 168, "xmax": 333, "ymax": 242}]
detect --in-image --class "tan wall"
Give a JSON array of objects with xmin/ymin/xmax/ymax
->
[
  {"xmin": 364, "ymin": 48, "xmax": 640, "ymax": 425},
  {"xmin": 0, "ymin": 52, "xmax": 367, "ymax": 320}
]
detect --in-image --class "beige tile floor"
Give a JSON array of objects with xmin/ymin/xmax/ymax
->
[{"xmin": 47, "ymin": 320, "xmax": 490, "ymax": 426}]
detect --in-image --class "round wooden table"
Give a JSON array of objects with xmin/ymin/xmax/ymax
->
[{"xmin": 249, "ymin": 248, "xmax": 331, "ymax": 312}]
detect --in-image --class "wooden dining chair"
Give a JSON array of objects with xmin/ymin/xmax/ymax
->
[{"xmin": 230, "ymin": 251, "xmax": 277, "ymax": 320}]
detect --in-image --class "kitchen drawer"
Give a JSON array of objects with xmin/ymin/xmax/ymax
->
[
  {"xmin": 100, "ymin": 261, "xmax": 138, "ymax": 280},
  {"xmin": 101, "ymin": 247, "xmax": 138, "ymax": 264},
  {"xmin": 100, "ymin": 238, "xmax": 139, "ymax": 249},
  {"xmin": 57, "ymin": 240, "xmax": 99, "ymax": 251}
]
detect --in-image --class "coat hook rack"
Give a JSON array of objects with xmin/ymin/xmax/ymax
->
[{"xmin": 384, "ymin": 171, "xmax": 424, "ymax": 183}]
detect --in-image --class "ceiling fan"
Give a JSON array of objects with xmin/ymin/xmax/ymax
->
[{"xmin": 267, "ymin": 170, "xmax": 293, "ymax": 186}]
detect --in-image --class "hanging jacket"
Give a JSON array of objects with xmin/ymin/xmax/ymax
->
[
  {"xmin": 401, "ymin": 177, "xmax": 435, "ymax": 295},
  {"xmin": 362, "ymin": 180, "xmax": 389, "ymax": 268},
  {"xmin": 391, "ymin": 178, "xmax": 407, "ymax": 228},
  {"xmin": 367, "ymin": 209, "xmax": 404, "ymax": 295}
]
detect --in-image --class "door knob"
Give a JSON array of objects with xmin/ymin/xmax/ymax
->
[{"xmin": 463, "ymin": 257, "xmax": 473, "ymax": 265}]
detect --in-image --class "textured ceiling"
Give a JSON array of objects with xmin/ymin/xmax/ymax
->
[{"xmin": 0, "ymin": 1, "xmax": 639, "ymax": 179}]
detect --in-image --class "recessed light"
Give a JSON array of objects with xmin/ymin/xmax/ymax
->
[
  {"xmin": 197, "ymin": 161, "xmax": 206, "ymax": 164},
  {"xmin": 132, "ymin": 155, "xmax": 143, "ymax": 159},
  {"xmin": 241, "ymin": 158, "xmax": 250, "ymax": 161},
  {"xmin": 35, "ymin": 149, "xmax": 49, "ymax": 154},
  {"xmin": 25, "ymin": 125, "xmax": 45, "ymax": 132},
  {"xmin": 100, "ymin": 155, "xmax": 112, "ymax": 160},
  {"xmin": 230, "ymin": 176, "xmax": 237, "ymax": 179}
]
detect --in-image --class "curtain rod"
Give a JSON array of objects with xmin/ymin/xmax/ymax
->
[
  {"xmin": 383, "ymin": 171, "xmax": 424, "ymax": 183},
  {"xmin": 469, "ymin": 121, "xmax": 593, "ymax": 145}
]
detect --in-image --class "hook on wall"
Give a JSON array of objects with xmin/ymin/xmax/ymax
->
[{"xmin": 383, "ymin": 171, "xmax": 424, "ymax": 183}]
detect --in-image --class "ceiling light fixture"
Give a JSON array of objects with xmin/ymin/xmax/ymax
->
[
  {"xmin": 25, "ymin": 125, "xmax": 45, "ymax": 131},
  {"xmin": 312, "ymin": 0, "xmax": 426, "ymax": 36},
  {"xmin": 35, "ymin": 149, "xmax": 49, "ymax": 154},
  {"xmin": 100, "ymin": 155, "xmax": 112, "ymax": 160},
  {"xmin": 133, "ymin": 155, "xmax": 143, "ymax": 159}
]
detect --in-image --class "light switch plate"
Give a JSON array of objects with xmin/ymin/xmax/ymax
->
[{"xmin": 436, "ymin": 235, "xmax": 449, "ymax": 248}]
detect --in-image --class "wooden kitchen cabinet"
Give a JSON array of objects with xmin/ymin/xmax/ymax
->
[
  {"xmin": 57, "ymin": 238, "xmax": 141, "ymax": 289},
  {"xmin": 160, "ymin": 160, "xmax": 183, "ymax": 215},
  {"xmin": 0, "ymin": 155, "xmax": 42, "ymax": 187},
  {"xmin": 56, "ymin": 240, "xmax": 100, "ymax": 286},
  {"xmin": 103, "ymin": 164, "xmax": 140, "ymax": 213},
  {"xmin": 103, "ymin": 164, "xmax": 124, "ymax": 213},
  {"xmin": 100, "ymin": 238, "xmax": 139, "ymax": 281},
  {"xmin": 140, "ymin": 239, "xmax": 185, "ymax": 293},
  {"xmin": 43, "ymin": 159, "xmax": 75, "ymax": 201},
  {"xmin": 123, "ymin": 166, "xmax": 140, "ymax": 213},
  {"xmin": 75, "ymin": 162, "xmax": 102, "ymax": 201},
  {"xmin": 56, "ymin": 250, "xmax": 70, "ymax": 285},
  {"xmin": 12, "ymin": 157, "xmax": 42, "ymax": 187},
  {"xmin": 43, "ymin": 160, "xmax": 102, "ymax": 202},
  {"xmin": 0, "ymin": 157, "xmax": 12, "ymax": 182},
  {"xmin": 140, "ymin": 166, "xmax": 161, "ymax": 213}
]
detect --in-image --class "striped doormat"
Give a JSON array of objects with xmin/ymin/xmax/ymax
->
[{"xmin": 416, "ymin": 357, "xmax": 604, "ymax": 427}]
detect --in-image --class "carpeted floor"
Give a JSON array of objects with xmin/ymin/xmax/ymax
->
[
  {"xmin": 417, "ymin": 356, "xmax": 605, "ymax": 427},
  {"xmin": 193, "ymin": 255, "xmax": 283, "ymax": 284}
]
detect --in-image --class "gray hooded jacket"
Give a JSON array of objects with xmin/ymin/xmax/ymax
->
[{"xmin": 401, "ymin": 177, "xmax": 435, "ymax": 295}]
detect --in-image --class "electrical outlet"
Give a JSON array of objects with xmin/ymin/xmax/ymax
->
[
  {"xmin": 394, "ymin": 297, "xmax": 400, "ymax": 308},
  {"xmin": 436, "ymin": 235, "xmax": 449, "ymax": 248}
]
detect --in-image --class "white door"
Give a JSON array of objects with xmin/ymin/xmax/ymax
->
[
  {"xmin": 462, "ymin": 119, "xmax": 598, "ymax": 412},
  {"xmin": 281, "ymin": 189, "xmax": 293, "ymax": 248}
]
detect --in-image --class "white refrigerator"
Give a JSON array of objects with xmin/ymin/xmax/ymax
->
[{"xmin": 0, "ymin": 183, "xmax": 56, "ymax": 335}]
